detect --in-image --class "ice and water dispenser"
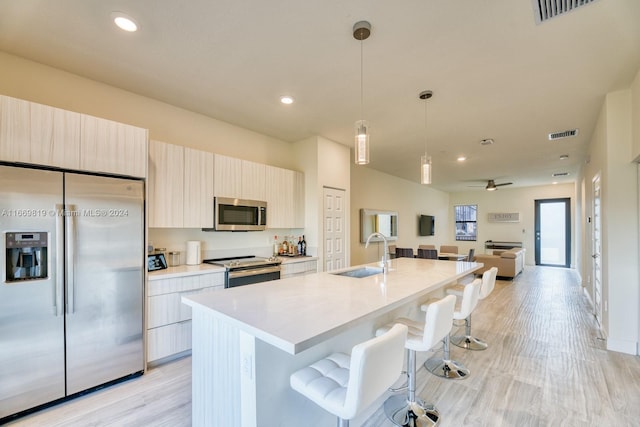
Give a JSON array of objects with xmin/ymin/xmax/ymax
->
[{"xmin": 5, "ymin": 232, "xmax": 48, "ymax": 282}]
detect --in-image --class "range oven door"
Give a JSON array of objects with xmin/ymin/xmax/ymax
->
[{"xmin": 226, "ymin": 265, "xmax": 280, "ymax": 288}]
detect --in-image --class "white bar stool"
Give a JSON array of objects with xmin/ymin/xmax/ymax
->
[
  {"xmin": 290, "ymin": 323, "xmax": 408, "ymax": 427},
  {"xmin": 446, "ymin": 267, "xmax": 498, "ymax": 350},
  {"xmin": 375, "ymin": 294, "xmax": 457, "ymax": 427},
  {"xmin": 423, "ymin": 278, "xmax": 482, "ymax": 379}
]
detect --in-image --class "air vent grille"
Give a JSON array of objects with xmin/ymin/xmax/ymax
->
[
  {"xmin": 549, "ymin": 129, "xmax": 578, "ymax": 140},
  {"xmin": 553, "ymin": 172, "xmax": 570, "ymax": 177},
  {"xmin": 533, "ymin": 0, "xmax": 598, "ymax": 24}
]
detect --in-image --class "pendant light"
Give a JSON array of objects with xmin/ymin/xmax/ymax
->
[
  {"xmin": 353, "ymin": 21, "xmax": 371, "ymax": 165},
  {"xmin": 419, "ymin": 90, "xmax": 433, "ymax": 184}
]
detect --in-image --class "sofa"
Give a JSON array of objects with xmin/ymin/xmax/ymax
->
[{"xmin": 473, "ymin": 248, "xmax": 525, "ymax": 279}]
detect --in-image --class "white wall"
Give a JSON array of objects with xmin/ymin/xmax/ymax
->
[
  {"xmin": 350, "ymin": 165, "xmax": 450, "ymax": 266},
  {"xmin": 450, "ymin": 184, "xmax": 577, "ymax": 267},
  {"xmin": 294, "ymin": 136, "xmax": 351, "ymax": 270},
  {"xmin": 583, "ymin": 85, "xmax": 639, "ymax": 355}
]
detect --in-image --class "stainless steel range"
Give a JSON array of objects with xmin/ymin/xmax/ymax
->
[{"xmin": 204, "ymin": 256, "xmax": 281, "ymax": 288}]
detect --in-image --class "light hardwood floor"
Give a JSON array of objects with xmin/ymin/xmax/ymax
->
[{"xmin": 7, "ymin": 266, "xmax": 640, "ymax": 427}]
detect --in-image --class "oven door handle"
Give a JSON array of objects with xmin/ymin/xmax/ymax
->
[{"xmin": 228, "ymin": 266, "xmax": 281, "ymax": 279}]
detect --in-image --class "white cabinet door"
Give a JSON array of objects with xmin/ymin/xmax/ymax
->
[
  {"xmin": 80, "ymin": 114, "xmax": 147, "ymax": 178},
  {"xmin": 266, "ymin": 165, "xmax": 293, "ymax": 228},
  {"xmin": 214, "ymin": 154, "xmax": 242, "ymax": 198},
  {"xmin": 184, "ymin": 147, "xmax": 214, "ymax": 228},
  {"xmin": 0, "ymin": 96, "xmax": 32, "ymax": 163},
  {"xmin": 30, "ymin": 103, "xmax": 81, "ymax": 170},
  {"xmin": 148, "ymin": 140, "xmax": 184, "ymax": 227},
  {"xmin": 293, "ymin": 170, "xmax": 305, "ymax": 228},
  {"xmin": 241, "ymin": 160, "xmax": 266, "ymax": 201}
]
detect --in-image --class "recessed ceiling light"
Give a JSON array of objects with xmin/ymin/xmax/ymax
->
[
  {"xmin": 479, "ymin": 139, "xmax": 494, "ymax": 146},
  {"xmin": 559, "ymin": 154, "xmax": 569, "ymax": 160},
  {"xmin": 280, "ymin": 96, "xmax": 294, "ymax": 105},
  {"xmin": 457, "ymin": 156, "xmax": 466, "ymax": 162},
  {"xmin": 112, "ymin": 12, "xmax": 138, "ymax": 32},
  {"xmin": 552, "ymin": 181, "xmax": 558, "ymax": 185}
]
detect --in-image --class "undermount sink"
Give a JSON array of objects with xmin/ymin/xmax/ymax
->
[{"xmin": 332, "ymin": 266, "xmax": 384, "ymax": 278}]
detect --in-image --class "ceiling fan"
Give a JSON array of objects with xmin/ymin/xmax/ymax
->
[{"xmin": 484, "ymin": 179, "xmax": 512, "ymax": 191}]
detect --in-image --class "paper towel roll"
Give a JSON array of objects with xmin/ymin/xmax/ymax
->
[{"xmin": 186, "ymin": 241, "xmax": 201, "ymax": 265}]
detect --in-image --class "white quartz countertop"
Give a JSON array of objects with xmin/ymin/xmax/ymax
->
[
  {"xmin": 148, "ymin": 263, "xmax": 225, "ymax": 280},
  {"xmin": 183, "ymin": 257, "xmax": 481, "ymax": 354}
]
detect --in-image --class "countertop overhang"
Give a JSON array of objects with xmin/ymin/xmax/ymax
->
[{"xmin": 183, "ymin": 257, "xmax": 481, "ymax": 354}]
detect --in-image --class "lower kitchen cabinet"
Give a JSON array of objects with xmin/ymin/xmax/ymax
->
[
  {"xmin": 281, "ymin": 259, "xmax": 318, "ymax": 279},
  {"xmin": 147, "ymin": 271, "xmax": 224, "ymax": 363}
]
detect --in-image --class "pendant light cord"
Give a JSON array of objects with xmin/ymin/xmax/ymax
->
[
  {"xmin": 360, "ymin": 38, "xmax": 364, "ymax": 121},
  {"xmin": 424, "ymin": 97, "xmax": 427, "ymax": 157}
]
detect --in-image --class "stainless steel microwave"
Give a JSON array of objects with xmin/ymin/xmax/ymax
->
[{"xmin": 210, "ymin": 197, "xmax": 267, "ymax": 231}]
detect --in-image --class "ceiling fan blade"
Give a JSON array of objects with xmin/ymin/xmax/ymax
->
[{"xmin": 495, "ymin": 182, "xmax": 513, "ymax": 187}]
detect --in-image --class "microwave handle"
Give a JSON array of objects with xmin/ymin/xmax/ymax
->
[{"xmin": 260, "ymin": 206, "xmax": 267, "ymax": 226}]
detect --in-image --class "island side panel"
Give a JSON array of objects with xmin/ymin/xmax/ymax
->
[{"xmin": 191, "ymin": 307, "xmax": 241, "ymax": 427}]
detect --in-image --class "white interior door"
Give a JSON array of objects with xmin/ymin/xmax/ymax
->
[
  {"xmin": 323, "ymin": 187, "xmax": 346, "ymax": 272},
  {"xmin": 592, "ymin": 174, "xmax": 603, "ymax": 327}
]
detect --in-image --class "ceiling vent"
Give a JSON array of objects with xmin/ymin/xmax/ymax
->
[
  {"xmin": 553, "ymin": 172, "xmax": 570, "ymax": 177},
  {"xmin": 533, "ymin": 0, "xmax": 598, "ymax": 24},
  {"xmin": 548, "ymin": 128, "xmax": 578, "ymax": 140}
]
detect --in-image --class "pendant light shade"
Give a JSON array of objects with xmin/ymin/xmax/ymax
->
[
  {"xmin": 353, "ymin": 21, "xmax": 371, "ymax": 165},
  {"xmin": 421, "ymin": 154, "xmax": 432, "ymax": 185},
  {"xmin": 355, "ymin": 119, "xmax": 370, "ymax": 165},
  {"xmin": 419, "ymin": 90, "xmax": 433, "ymax": 185}
]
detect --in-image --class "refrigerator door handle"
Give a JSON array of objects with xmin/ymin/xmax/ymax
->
[
  {"xmin": 65, "ymin": 204, "xmax": 76, "ymax": 315},
  {"xmin": 55, "ymin": 204, "xmax": 64, "ymax": 316}
]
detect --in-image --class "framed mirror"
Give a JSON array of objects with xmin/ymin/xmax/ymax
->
[{"xmin": 360, "ymin": 209, "xmax": 398, "ymax": 243}]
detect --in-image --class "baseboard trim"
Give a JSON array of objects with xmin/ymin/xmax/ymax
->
[{"xmin": 606, "ymin": 338, "xmax": 639, "ymax": 355}]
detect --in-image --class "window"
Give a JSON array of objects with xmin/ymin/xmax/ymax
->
[{"xmin": 455, "ymin": 205, "xmax": 477, "ymax": 241}]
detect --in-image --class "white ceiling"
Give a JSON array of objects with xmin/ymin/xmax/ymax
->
[{"xmin": 1, "ymin": 0, "xmax": 639, "ymax": 192}]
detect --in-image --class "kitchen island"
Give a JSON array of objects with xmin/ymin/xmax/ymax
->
[{"xmin": 182, "ymin": 257, "xmax": 482, "ymax": 427}]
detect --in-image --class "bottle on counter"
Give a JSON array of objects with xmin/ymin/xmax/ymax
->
[
  {"xmin": 297, "ymin": 236, "xmax": 303, "ymax": 255},
  {"xmin": 273, "ymin": 235, "xmax": 280, "ymax": 256},
  {"xmin": 301, "ymin": 235, "xmax": 307, "ymax": 256},
  {"xmin": 289, "ymin": 237, "xmax": 295, "ymax": 255},
  {"xmin": 281, "ymin": 236, "xmax": 288, "ymax": 255}
]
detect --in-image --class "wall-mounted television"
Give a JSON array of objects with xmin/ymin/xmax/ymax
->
[{"xmin": 419, "ymin": 214, "xmax": 435, "ymax": 236}]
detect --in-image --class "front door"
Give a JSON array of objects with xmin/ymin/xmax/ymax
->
[
  {"xmin": 323, "ymin": 187, "xmax": 346, "ymax": 272},
  {"xmin": 534, "ymin": 198, "xmax": 571, "ymax": 267}
]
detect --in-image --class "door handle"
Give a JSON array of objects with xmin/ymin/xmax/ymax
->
[
  {"xmin": 65, "ymin": 204, "xmax": 76, "ymax": 315},
  {"xmin": 592, "ymin": 254, "xmax": 599, "ymax": 259},
  {"xmin": 55, "ymin": 204, "xmax": 64, "ymax": 316}
]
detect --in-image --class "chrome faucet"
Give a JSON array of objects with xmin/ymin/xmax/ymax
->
[{"xmin": 365, "ymin": 232, "xmax": 390, "ymax": 273}]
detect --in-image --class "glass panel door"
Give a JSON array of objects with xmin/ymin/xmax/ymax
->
[{"xmin": 535, "ymin": 198, "xmax": 571, "ymax": 267}]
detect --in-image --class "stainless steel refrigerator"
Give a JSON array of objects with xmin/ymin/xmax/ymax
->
[{"xmin": 0, "ymin": 164, "xmax": 144, "ymax": 421}]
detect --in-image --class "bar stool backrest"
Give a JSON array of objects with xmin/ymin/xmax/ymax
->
[
  {"xmin": 458, "ymin": 278, "xmax": 482, "ymax": 319},
  {"xmin": 343, "ymin": 323, "xmax": 408, "ymax": 419},
  {"xmin": 422, "ymin": 295, "xmax": 456, "ymax": 349},
  {"xmin": 479, "ymin": 267, "xmax": 498, "ymax": 300}
]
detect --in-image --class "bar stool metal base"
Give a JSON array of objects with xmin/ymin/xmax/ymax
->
[
  {"xmin": 383, "ymin": 394, "xmax": 440, "ymax": 427},
  {"xmin": 424, "ymin": 357, "xmax": 470, "ymax": 380},
  {"xmin": 450, "ymin": 334, "xmax": 488, "ymax": 351}
]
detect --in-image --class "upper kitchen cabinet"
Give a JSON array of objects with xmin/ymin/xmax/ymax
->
[
  {"xmin": 241, "ymin": 160, "xmax": 266, "ymax": 201},
  {"xmin": 80, "ymin": 114, "xmax": 147, "ymax": 178},
  {"xmin": 184, "ymin": 147, "xmax": 214, "ymax": 228},
  {"xmin": 266, "ymin": 165, "xmax": 304, "ymax": 229},
  {"xmin": 213, "ymin": 155, "xmax": 266, "ymax": 201},
  {"xmin": 213, "ymin": 154, "xmax": 242, "ymax": 198},
  {"xmin": 149, "ymin": 140, "xmax": 184, "ymax": 228},
  {"xmin": 148, "ymin": 141, "xmax": 214, "ymax": 228},
  {"xmin": 0, "ymin": 95, "xmax": 80, "ymax": 169}
]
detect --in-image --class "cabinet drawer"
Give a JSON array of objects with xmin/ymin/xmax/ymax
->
[
  {"xmin": 148, "ymin": 272, "xmax": 224, "ymax": 296},
  {"xmin": 148, "ymin": 285, "xmax": 222, "ymax": 328},
  {"xmin": 147, "ymin": 321, "xmax": 191, "ymax": 362}
]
